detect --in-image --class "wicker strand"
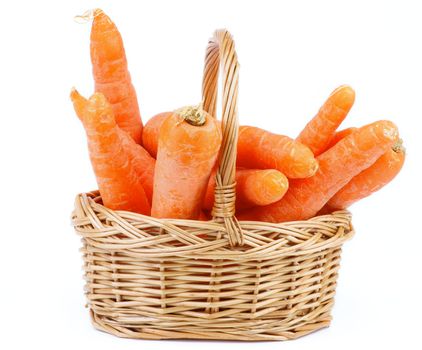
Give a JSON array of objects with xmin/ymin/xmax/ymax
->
[{"xmin": 202, "ymin": 29, "xmax": 243, "ymax": 247}]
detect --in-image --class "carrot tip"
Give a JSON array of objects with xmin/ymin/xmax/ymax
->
[
  {"xmin": 330, "ymin": 84, "xmax": 355, "ymax": 95},
  {"xmin": 330, "ymin": 85, "xmax": 356, "ymax": 108},
  {"xmin": 74, "ymin": 8, "xmax": 103, "ymax": 24},
  {"xmin": 383, "ymin": 123, "xmax": 399, "ymax": 141},
  {"xmin": 392, "ymin": 138, "xmax": 406, "ymax": 154},
  {"xmin": 70, "ymin": 87, "xmax": 80, "ymax": 101},
  {"xmin": 309, "ymin": 160, "xmax": 319, "ymax": 177},
  {"xmin": 70, "ymin": 88, "xmax": 88, "ymax": 105}
]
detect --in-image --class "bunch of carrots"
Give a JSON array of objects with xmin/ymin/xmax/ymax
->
[{"xmin": 71, "ymin": 9, "xmax": 405, "ymax": 223}]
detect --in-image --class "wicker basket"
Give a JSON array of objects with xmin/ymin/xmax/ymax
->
[{"xmin": 72, "ymin": 29, "xmax": 354, "ymax": 341}]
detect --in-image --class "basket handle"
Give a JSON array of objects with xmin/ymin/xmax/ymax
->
[{"xmin": 202, "ymin": 29, "xmax": 243, "ymax": 247}]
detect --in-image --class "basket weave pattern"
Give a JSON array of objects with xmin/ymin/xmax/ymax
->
[{"xmin": 72, "ymin": 30, "xmax": 354, "ymax": 341}]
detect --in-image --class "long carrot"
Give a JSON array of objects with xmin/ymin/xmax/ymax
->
[
  {"xmin": 142, "ymin": 112, "xmax": 172, "ymax": 158},
  {"xmin": 152, "ymin": 105, "xmax": 222, "ymax": 219},
  {"xmin": 238, "ymin": 120, "xmax": 398, "ymax": 222},
  {"xmin": 237, "ymin": 126, "xmax": 318, "ymax": 179},
  {"xmin": 71, "ymin": 89, "xmax": 150, "ymax": 214},
  {"xmin": 203, "ymin": 168, "xmax": 288, "ymax": 210},
  {"xmin": 90, "ymin": 9, "xmax": 143, "ymax": 143},
  {"xmin": 325, "ymin": 139, "xmax": 405, "ymax": 210},
  {"xmin": 297, "ymin": 85, "xmax": 355, "ymax": 156}
]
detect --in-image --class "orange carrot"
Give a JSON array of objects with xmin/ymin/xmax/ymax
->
[
  {"xmin": 238, "ymin": 120, "xmax": 398, "ymax": 222},
  {"xmin": 152, "ymin": 105, "xmax": 222, "ymax": 219},
  {"xmin": 325, "ymin": 139, "xmax": 405, "ymax": 210},
  {"xmin": 124, "ymin": 137, "xmax": 155, "ymax": 202},
  {"xmin": 199, "ymin": 211, "xmax": 210, "ymax": 221},
  {"xmin": 90, "ymin": 9, "xmax": 143, "ymax": 143},
  {"xmin": 142, "ymin": 112, "xmax": 172, "ymax": 158},
  {"xmin": 203, "ymin": 168, "xmax": 288, "ymax": 210},
  {"xmin": 325, "ymin": 127, "xmax": 357, "ymax": 151},
  {"xmin": 297, "ymin": 85, "xmax": 355, "ymax": 156},
  {"xmin": 71, "ymin": 89, "xmax": 150, "ymax": 214},
  {"xmin": 237, "ymin": 126, "xmax": 318, "ymax": 179}
]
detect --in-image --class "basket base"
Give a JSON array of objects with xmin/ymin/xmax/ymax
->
[{"xmin": 89, "ymin": 309, "xmax": 332, "ymax": 341}]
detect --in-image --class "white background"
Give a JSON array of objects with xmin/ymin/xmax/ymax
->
[{"xmin": 1, "ymin": 0, "xmax": 421, "ymax": 349}]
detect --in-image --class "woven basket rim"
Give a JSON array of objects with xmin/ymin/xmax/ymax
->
[{"xmin": 73, "ymin": 191, "xmax": 354, "ymax": 261}]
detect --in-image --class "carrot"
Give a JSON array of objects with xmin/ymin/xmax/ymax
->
[
  {"xmin": 325, "ymin": 139, "xmax": 405, "ymax": 210},
  {"xmin": 297, "ymin": 85, "xmax": 355, "ymax": 156},
  {"xmin": 152, "ymin": 105, "xmax": 222, "ymax": 219},
  {"xmin": 238, "ymin": 120, "xmax": 398, "ymax": 222},
  {"xmin": 203, "ymin": 168, "xmax": 289, "ymax": 210},
  {"xmin": 325, "ymin": 127, "xmax": 357, "ymax": 151},
  {"xmin": 71, "ymin": 89, "xmax": 150, "ymax": 214},
  {"xmin": 237, "ymin": 126, "xmax": 318, "ymax": 179},
  {"xmin": 142, "ymin": 112, "xmax": 172, "ymax": 158},
  {"xmin": 90, "ymin": 9, "xmax": 143, "ymax": 143},
  {"xmin": 199, "ymin": 211, "xmax": 211, "ymax": 221},
  {"xmin": 124, "ymin": 136, "xmax": 155, "ymax": 202}
]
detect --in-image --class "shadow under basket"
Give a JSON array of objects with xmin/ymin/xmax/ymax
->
[{"xmin": 72, "ymin": 191, "xmax": 354, "ymax": 341}]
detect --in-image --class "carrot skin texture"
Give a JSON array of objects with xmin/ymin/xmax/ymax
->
[
  {"xmin": 237, "ymin": 126, "xmax": 318, "ymax": 179},
  {"xmin": 324, "ymin": 127, "xmax": 357, "ymax": 151},
  {"xmin": 297, "ymin": 85, "xmax": 355, "ymax": 156},
  {"xmin": 199, "ymin": 211, "xmax": 211, "ymax": 221},
  {"xmin": 238, "ymin": 120, "xmax": 398, "ymax": 222},
  {"xmin": 123, "ymin": 138, "xmax": 155, "ymax": 202},
  {"xmin": 325, "ymin": 141, "xmax": 405, "ymax": 210},
  {"xmin": 152, "ymin": 111, "xmax": 222, "ymax": 219},
  {"xmin": 142, "ymin": 112, "xmax": 172, "ymax": 158},
  {"xmin": 71, "ymin": 89, "xmax": 150, "ymax": 214},
  {"xmin": 203, "ymin": 169, "xmax": 289, "ymax": 210},
  {"xmin": 90, "ymin": 9, "xmax": 143, "ymax": 143}
]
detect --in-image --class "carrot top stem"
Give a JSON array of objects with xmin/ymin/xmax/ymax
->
[
  {"xmin": 392, "ymin": 138, "xmax": 405, "ymax": 154},
  {"xmin": 175, "ymin": 104, "xmax": 206, "ymax": 126},
  {"xmin": 74, "ymin": 8, "xmax": 103, "ymax": 24}
]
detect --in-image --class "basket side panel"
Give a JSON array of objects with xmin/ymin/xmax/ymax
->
[{"xmin": 82, "ymin": 246, "xmax": 343, "ymax": 340}]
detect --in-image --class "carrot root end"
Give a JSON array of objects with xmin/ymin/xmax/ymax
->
[{"xmin": 175, "ymin": 105, "xmax": 207, "ymax": 126}]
